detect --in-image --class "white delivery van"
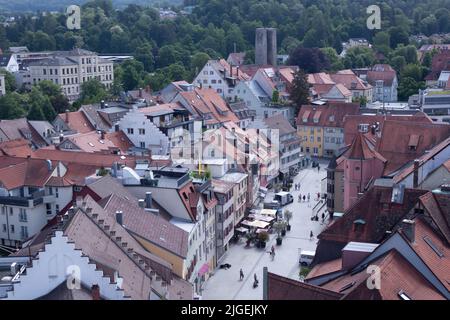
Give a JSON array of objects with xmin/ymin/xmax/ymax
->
[{"xmin": 299, "ymin": 250, "xmax": 316, "ymax": 266}]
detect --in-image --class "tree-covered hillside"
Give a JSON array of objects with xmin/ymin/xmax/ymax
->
[{"xmin": 0, "ymin": 0, "xmax": 182, "ymax": 13}]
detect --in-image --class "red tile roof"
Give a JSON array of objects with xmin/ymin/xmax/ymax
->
[
  {"xmin": 0, "ymin": 157, "xmax": 55, "ymax": 189},
  {"xmin": 0, "ymin": 139, "xmax": 33, "ymax": 157},
  {"xmin": 60, "ymin": 130, "xmax": 133, "ymax": 154},
  {"xmin": 267, "ymin": 272, "xmax": 342, "ymax": 300},
  {"xmin": 102, "ymin": 193, "xmax": 189, "ymax": 258},
  {"xmin": 178, "ymin": 88, "xmax": 239, "ymax": 126},
  {"xmin": 319, "ymin": 186, "xmax": 428, "ymax": 244},
  {"xmin": 31, "ymin": 148, "xmax": 143, "ymax": 167},
  {"xmin": 344, "ymin": 133, "xmax": 386, "ymax": 162},
  {"xmin": 0, "ymin": 118, "xmax": 47, "ymax": 147},
  {"xmin": 296, "ymin": 103, "xmax": 360, "ymax": 128},
  {"xmin": 419, "ymin": 191, "xmax": 450, "ymax": 244},
  {"xmin": 376, "ymin": 120, "xmax": 450, "ymax": 174},
  {"xmin": 407, "ymin": 218, "xmax": 450, "ymax": 292},
  {"xmin": 58, "ymin": 111, "xmax": 95, "ymax": 133},
  {"xmin": 321, "ymin": 249, "xmax": 445, "ymax": 300},
  {"xmin": 367, "ymin": 65, "xmax": 397, "ymax": 86}
]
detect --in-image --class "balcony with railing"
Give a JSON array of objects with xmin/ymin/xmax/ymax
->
[
  {"xmin": 0, "ymin": 190, "xmax": 45, "ymax": 207},
  {"xmin": 158, "ymin": 116, "xmax": 192, "ymax": 129}
]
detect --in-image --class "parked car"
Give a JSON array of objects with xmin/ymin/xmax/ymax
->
[{"xmin": 299, "ymin": 250, "xmax": 316, "ymax": 266}]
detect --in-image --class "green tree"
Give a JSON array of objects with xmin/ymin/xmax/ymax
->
[
  {"xmin": 290, "ymin": 69, "xmax": 310, "ymax": 114},
  {"xmin": 80, "ymin": 79, "xmax": 108, "ymax": 103},
  {"xmin": 0, "ymin": 70, "xmax": 17, "ymax": 92},
  {"xmin": 121, "ymin": 59, "xmax": 144, "ymax": 91},
  {"xmin": 28, "ymin": 87, "xmax": 56, "ymax": 121},
  {"xmin": 320, "ymin": 47, "xmax": 344, "ymax": 71},
  {"xmin": 0, "ymin": 93, "xmax": 26, "ymax": 119},
  {"xmin": 272, "ymin": 90, "xmax": 279, "ymax": 103}
]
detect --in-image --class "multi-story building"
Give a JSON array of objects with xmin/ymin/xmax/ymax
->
[
  {"xmin": 212, "ymin": 179, "xmax": 235, "ymax": 263},
  {"xmin": 263, "ymin": 114, "xmax": 302, "ymax": 177},
  {"xmin": 193, "ymin": 59, "xmax": 250, "ymax": 99},
  {"xmin": 219, "ymin": 172, "xmax": 248, "ymax": 226},
  {"xmin": 0, "ymin": 157, "xmax": 74, "ymax": 247},
  {"xmin": 420, "ymin": 89, "xmax": 450, "ymax": 123},
  {"xmin": 117, "ymin": 108, "xmax": 170, "ymax": 155},
  {"xmin": 123, "ymin": 166, "xmax": 210, "ymax": 295},
  {"xmin": 296, "ymin": 103, "xmax": 360, "ymax": 158},
  {"xmin": 367, "ymin": 64, "xmax": 398, "ymax": 102},
  {"xmin": 0, "ymin": 54, "xmax": 19, "ymax": 73},
  {"xmin": 25, "ymin": 49, "xmax": 114, "ymax": 101}
]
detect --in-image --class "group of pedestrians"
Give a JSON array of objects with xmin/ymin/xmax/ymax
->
[
  {"xmin": 239, "ymin": 245, "xmax": 276, "ymax": 288},
  {"xmin": 298, "ymin": 193, "xmax": 311, "ymax": 202},
  {"xmin": 239, "ymin": 269, "xmax": 259, "ymax": 288}
]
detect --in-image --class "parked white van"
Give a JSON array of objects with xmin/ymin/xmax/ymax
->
[{"xmin": 299, "ymin": 250, "xmax": 315, "ymax": 266}]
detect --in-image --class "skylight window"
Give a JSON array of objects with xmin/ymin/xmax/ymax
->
[
  {"xmin": 398, "ymin": 290, "xmax": 411, "ymax": 300},
  {"xmin": 423, "ymin": 236, "xmax": 444, "ymax": 258},
  {"xmin": 339, "ymin": 281, "xmax": 356, "ymax": 292},
  {"xmin": 88, "ymin": 142, "xmax": 95, "ymax": 147}
]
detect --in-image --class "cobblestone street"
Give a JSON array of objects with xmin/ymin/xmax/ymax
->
[{"xmin": 202, "ymin": 160, "xmax": 329, "ymax": 300}]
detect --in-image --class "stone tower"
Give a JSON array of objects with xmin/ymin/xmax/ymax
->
[{"xmin": 255, "ymin": 28, "xmax": 277, "ymax": 66}]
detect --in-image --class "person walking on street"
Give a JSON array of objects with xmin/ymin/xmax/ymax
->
[
  {"xmin": 321, "ymin": 212, "xmax": 325, "ymax": 223},
  {"xmin": 307, "ymin": 193, "xmax": 310, "ymax": 202},
  {"xmin": 240, "ymin": 268, "xmax": 244, "ymax": 281},
  {"xmin": 310, "ymin": 230, "xmax": 314, "ymax": 240},
  {"xmin": 317, "ymin": 165, "xmax": 320, "ymax": 172},
  {"xmin": 303, "ymin": 195, "xmax": 306, "ymax": 202},
  {"xmin": 270, "ymin": 245, "xmax": 275, "ymax": 260},
  {"xmin": 298, "ymin": 194, "xmax": 301, "ymax": 202}
]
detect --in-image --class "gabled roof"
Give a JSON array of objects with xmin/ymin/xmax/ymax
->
[
  {"xmin": 0, "ymin": 157, "xmax": 56, "ymax": 190},
  {"xmin": 296, "ymin": 103, "xmax": 360, "ymax": 128},
  {"xmin": 59, "ymin": 130, "xmax": 133, "ymax": 154},
  {"xmin": 263, "ymin": 114, "xmax": 296, "ymax": 136},
  {"xmin": 376, "ymin": 120, "xmax": 450, "ymax": 175},
  {"xmin": 31, "ymin": 148, "xmax": 142, "ymax": 168},
  {"xmin": 0, "ymin": 118, "xmax": 47, "ymax": 147},
  {"xmin": 0, "ymin": 139, "xmax": 33, "ymax": 157},
  {"xmin": 177, "ymin": 88, "xmax": 239, "ymax": 125},
  {"xmin": 367, "ymin": 65, "xmax": 397, "ymax": 86},
  {"xmin": 268, "ymin": 272, "xmax": 342, "ymax": 300},
  {"xmin": 318, "ymin": 186, "xmax": 427, "ymax": 244},
  {"xmin": 419, "ymin": 191, "xmax": 450, "ymax": 244},
  {"xmin": 57, "ymin": 111, "xmax": 95, "ymax": 134},
  {"xmin": 102, "ymin": 193, "xmax": 189, "ymax": 258},
  {"xmin": 344, "ymin": 133, "xmax": 386, "ymax": 162}
]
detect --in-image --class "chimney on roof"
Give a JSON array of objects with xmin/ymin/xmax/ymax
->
[
  {"xmin": 402, "ymin": 219, "xmax": 415, "ymax": 243},
  {"xmin": 100, "ymin": 131, "xmax": 105, "ymax": 140},
  {"xmin": 100, "ymin": 100, "xmax": 105, "ymax": 109},
  {"xmin": 46, "ymin": 159, "xmax": 52, "ymax": 172},
  {"xmin": 65, "ymin": 109, "xmax": 69, "ymax": 123},
  {"xmin": 91, "ymin": 284, "xmax": 100, "ymax": 300},
  {"xmin": 138, "ymin": 199, "xmax": 145, "ymax": 208},
  {"xmin": 111, "ymin": 162, "xmax": 118, "ymax": 178},
  {"xmin": 413, "ymin": 159, "xmax": 420, "ymax": 188},
  {"xmin": 341, "ymin": 242, "xmax": 377, "ymax": 270},
  {"xmin": 115, "ymin": 211, "xmax": 123, "ymax": 225},
  {"xmin": 145, "ymin": 192, "xmax": 152, "ymax": 209},
  {"xmin": 59, "ymin": 133, "xmax": 64, "ymax": 143}
]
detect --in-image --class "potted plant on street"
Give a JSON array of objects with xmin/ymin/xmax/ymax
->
[
  {"xmin": 284, "ymin": 210, "xmax": 293, "ymax": 231},
  {"xmin": 257, "ymin": 231, "xmax": 269, "ymax": 249},
  {"xmin": 273, "ymin": 221, "xmax": 286, "ymax": 245}
]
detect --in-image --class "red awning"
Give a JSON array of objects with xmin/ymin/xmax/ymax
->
[{"xmin": 198, "ymin": 263, "xmax": 209, "ymax": 276}]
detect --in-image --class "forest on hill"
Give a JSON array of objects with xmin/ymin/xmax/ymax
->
[{"xmin": 0, "ymin": 0, "xmax": 448, "ymax": 113}]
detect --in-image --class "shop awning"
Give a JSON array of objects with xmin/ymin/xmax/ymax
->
[{"xmin": 235, "ymin": 226, "xmax": 249, "ymax": 233}]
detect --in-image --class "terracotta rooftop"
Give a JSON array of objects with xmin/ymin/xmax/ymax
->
[
  {"xmin": 0, "ymin": 118, "xmax": 47, "ymax": 147},
  {"xmin": 102, "ymin": 193, "xmax": 189, "ymax": 258},
  {"xmin": 178, "ymin": 88, "xmax": 239, "ymax": 126},
  {"xmin": 267, "ymin": 272, "xmax": 342, "ymax": 300},
  {"xmin": 60, "ymin": 130, "xmax": 133, "ymax": 154},
  {"xmin": 0, "ymin": 139, "xmax": 33, "ymax": 157},
  {"xmin": 31, "ymin": 148, "xmax": 143, "ymax": 167},
  {"xmin": 376, "ymin": 120, "xmax": 450, "ymax": 174},
  {"xmin": 319, "ymin": 186, "xmax": 428, "ymax": 244},
  {"xmin": 57, "ymin": 111, "xmax": 95, "ymax": 134},
  {"xmin": 0, "ymin": 157, "xmax": 56, "ymax": 190},
  {"xmin": 296, "ymin": 103, "xmax": 360, "ymax": 128},
  {"xmin": 419, "ymin": 191, "xmax": 450, "ymax": 245}
]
